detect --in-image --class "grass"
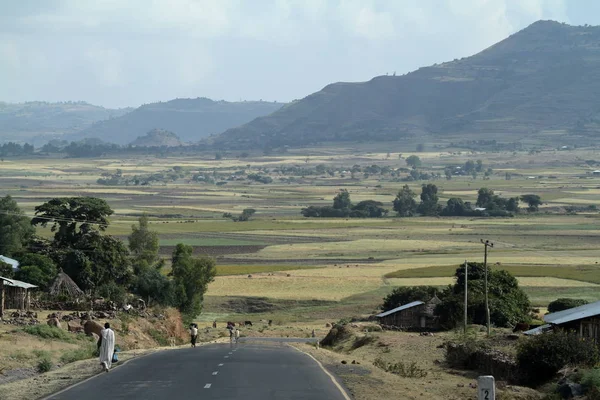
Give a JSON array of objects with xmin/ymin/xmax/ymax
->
[
  {"xmin": 160, "ymin": 238, "xmax": 268, "ymax": 246},
  {"xmin": 216, "ymin": 264, "xmax": 320, "ymax": 276},
  {"xmin": 22, "ymin": 325, "xmax": 76, "ymax": 342},
  {"xmin": 59, "ymin": 344, "xmax": 97, "ymax": 365},
  {"xmin": 37, "ymin": 358, "xmax": 52, "ymax": 373},
  {"xmin": 385, "ymin": 264, "xmax": 600, "ymax": 284}
]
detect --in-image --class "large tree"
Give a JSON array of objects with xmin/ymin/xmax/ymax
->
[
  {"xmin": 332, "ymin": 189, "xmax": 352, "ymax": 210},
  {"xmin": 31, "ymin": 197, "xmax": 113, "ymax": 247},
  {"xmin": 393, "ymin": 185, "xmax": 418, "ymax": 217},
  {"xmin": 418, "ymin": 184, "xmax": 440, "ymax": 216},
  {"xmin": 520, "ymin": 194, "xmax": 542, "ymax": 212},
  {"xmin": 436, "ymin": 263, "xmax": 531, "ymax": 329},
  {"xmin": 170, "ymin": 244, "xmax": 216, "ymax": 317},
  {"xmin": 0, "ymin": 195, "xmax": 35, "ymax": 256},
  {"xmin": 405, "ymin": 155, "xmax": 422, "ymax": 168},
  {"xmin": 128, "ymin": 215, "xmax": 160, "ymax": 268},
  {"xmin": 14, "ymin": 253, "xmax": 57, "ymax": 290}
]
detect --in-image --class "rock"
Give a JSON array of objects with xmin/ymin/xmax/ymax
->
[
  {"xmin": 325, "ymin": 323, "xmax": 331, "ymax": 328},
  {"xmin": 557, "ymin": 381, "xmax": 583, "ymax": 399},
  {"xmin": 47, "ymin": 317, "xmax": 61, "ymax": 329}
]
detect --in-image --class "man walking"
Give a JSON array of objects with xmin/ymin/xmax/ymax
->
[
  {"xmin": 190, "ymin": 323, "xmax": 198, "ymax": 348},
  {"xmin": 99, "ymin": 322, "xmax": 115, "ymax": 372}
]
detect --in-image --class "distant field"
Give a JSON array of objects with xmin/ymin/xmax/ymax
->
[{"xmin": 5, "ymin": 146, "xmax": 600, "ymax": 318}]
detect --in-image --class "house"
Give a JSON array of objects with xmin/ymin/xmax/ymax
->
[
  {"xmin": 592, "ymin": 170, "xmax": 600, "ymax": 176},
  {"xmin": 0, "ymin": 276, "xmax": 38, "ymax": 318},
  {"xmin": 375, "ymin": 296, "xmax": 441, "ymax": 330},
  {"xmin": 541, "ymin": 300, "xmax": 600, "ymax": 342}
]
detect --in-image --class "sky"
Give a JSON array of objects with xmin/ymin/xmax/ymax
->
[{"xmin": 1, "ymin": 0, "xmax": 600, "ymax": 109}]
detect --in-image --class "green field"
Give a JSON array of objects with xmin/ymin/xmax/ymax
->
[{"xmin": 5, "ymin": 144, "xmax": 600, "ymax": 322}]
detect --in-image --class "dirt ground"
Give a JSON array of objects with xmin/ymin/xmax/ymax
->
[{"xmin": 294, "ymin": 325, "xmax": 542, "ymax": 400}]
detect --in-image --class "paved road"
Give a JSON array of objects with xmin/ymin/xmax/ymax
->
[{"xmin": 47, "ymin": 342, "xmax": 349, "ymax": 400}]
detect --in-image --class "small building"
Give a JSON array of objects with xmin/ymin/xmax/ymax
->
[
  {"xmin": 0, "ymin": 276, "xmax": 38, "ymax": 318},
  {"xmin": 593, "ymin": 170, "xmax": 600, "ymax": 176},
  {"xmin": 543, "ymin": 300, "xmax": 600, "ymax": 342},
  {"xmin": 376, "ymin": 296, "xmax": 441, "ymax": 330}
]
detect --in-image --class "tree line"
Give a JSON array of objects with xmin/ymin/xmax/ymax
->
[
  {"xmin": 302, "ymin": 186, "xmax": 542, "ymax": 218},
  {"xmin": 0, "ymin": 196, "xmax": 215, "ymax": 320}
]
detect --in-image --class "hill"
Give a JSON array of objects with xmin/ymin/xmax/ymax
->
[
  {"xmin": 0, "ymin": 102, "xmax": 131, "ymax": 144},
  {"xmin": 72, "ymin": 98, "xmax": 284, "ymax": 145},
  {"xmin": 214, "ymin": 21, "xmax": 600, "ymax": 149},
  {"xmin": 130, "ymin": 129, "xmax": 183, "ymax": 147}
]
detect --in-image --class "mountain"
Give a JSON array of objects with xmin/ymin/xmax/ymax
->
[
  {"xmin": 214, "ymin": 21, "xmax": 600, "ymax": 149},
  {"xmin": 130, "ymin": 129, "xmax": 183, "ymax": 147},
  {"xmin": 0, "ymin": 101, "xmax": 131, "ymax": 144},
  {"xmin": 72, "ymin": 98, "xmax": 284, "ymax": 145}
]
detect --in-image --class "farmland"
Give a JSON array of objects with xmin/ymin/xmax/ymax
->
[{"xmin": 3, "ymin": 143, "xmax": 600, "ymax": 320}]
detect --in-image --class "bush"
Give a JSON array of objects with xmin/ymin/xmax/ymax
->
[
  {"xmin": 517, "ymin": 330, "xmax": 599, "ymax": 385},
  {"xmin": 581, "ymin": 369, "xmax": 600, "ymax": 399},
  {"xmin": 373, "ymin": 358, "xmax": 428, "ymax": 378},
  {"xmin": 97, "ymin": 281, "xmax": 128, "ymax": 305},
  {"xmin": 60, "ymin": 344, "xmax": 96, "ymax": 364},
  {"xmin": 37, "ymin": 357, "xmax": 53, "ymax": 373},
  {"xmin": 547, "ymin": 298, "xmax": 589, "ymax": 313},
  {"xmin": 23, "ymin": 325, "xmax": 74, "ymax": 342},
  {"xmin": 148, "ymin": 329, "xmax": 169, "ymax": 346}
]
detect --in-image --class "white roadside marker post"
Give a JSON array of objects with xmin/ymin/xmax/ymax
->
[{"xmin": 478, "ymin": 376, "xmax": 495, "ymax": 400}]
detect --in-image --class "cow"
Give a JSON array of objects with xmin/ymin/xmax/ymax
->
[
  {"xmin": 238, "ymin": 321, "xmax": 245, "ymax": 327},
  {"xmin": 244, "ymin": 321, "xmax": 252, "ymax": 326}
]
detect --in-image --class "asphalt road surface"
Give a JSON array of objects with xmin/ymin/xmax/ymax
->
[{"xmin": 47, "ymin": 341, "xmax": 349, "ymax": 400}]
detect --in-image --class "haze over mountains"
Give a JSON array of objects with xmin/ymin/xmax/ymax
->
[
  {"xmin": 214, "ymin": 21, "xmax": 600, "ymax": 149},
  {"xmin": 2, "ymin": 21, "xmax": 600, "ymax": 150}
]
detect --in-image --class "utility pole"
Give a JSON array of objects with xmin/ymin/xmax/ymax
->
[
  {"xmin": 464, "ymin": 260, "xmax": 468, "ymax": 335},
  {"xmin": 481, "ymin": 239, "xmax": 494, "ymax": 336}
]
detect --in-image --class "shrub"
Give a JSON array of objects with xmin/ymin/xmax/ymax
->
[
  {"xmin": 350, "ymin": 335, "xmax": 375, "ymax": 350},
  {"xmin": 59, "ymin": 344, "xmax": 96, "ymax": 364},
  {"xmin": 547, "ymin": 298, "xmax": 588, "ymax": 313},
  {"xmin": 37, "ymin": 357, "xmax": 53, "ymax": 373},
  {"xmin": 517, "ymin": 330, "xmax": 599, "ymax": 385},
  {"xmin": 373, "ymin": 357, "xmax": 428, "ymax": 378},
  {"xmin": 148, "ymin": 329, "xmax": 169, "ymax": 346},
  {"xmin": 581, "ymin": 369, "xmax": 600, "ymax": 399},
  {"xmin": 23, "ymin": 325, "xmax": 74, "ymax": 342}
]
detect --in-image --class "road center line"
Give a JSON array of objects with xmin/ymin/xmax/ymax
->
[
  {"xmin": 204, "ymin": 384, "xmax": 211, "ymax": 389},
  {"xmin": 212, "ymin": 371, "xmax": 218, "ymax": 375},
  {"xmin": 224, "ymin": 356, "xmax": 229, "ymax": 358},
  {"xmin": 218, "ymin": 363, "xmax": 224, "ymax": 366}
]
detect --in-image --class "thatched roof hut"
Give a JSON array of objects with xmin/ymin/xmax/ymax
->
[{"xmin": 49, "ymin": 269, "xmax": 84, "ymax": 299}]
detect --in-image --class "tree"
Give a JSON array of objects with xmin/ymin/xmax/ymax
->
[
  {"xmin": 548, "ymin": 298, "xmax": 589, "ymax": 313},
  {"xmin": 393, "ymin": 185, "xmax": 418, "ymax": 217},
  {"xmin": 13, "ymin": 254, "xmax": 57, "ymax": 290},
  {"xmin": 476, "ymin": 159, "xmax": 483, "ymax": 172},
  {"xmin": 236, "ymin": 208, "xmax": 256, "ymax": 222},
  {"xmin": 476, "ymin": 188, "xmax": 495, "ymax": 208},
  {"xmin": 444, "ymin": 167, "xmax": 453, "ymax": 180},
  {"xmin": 520, "ymin": 194, "xmax": 542, "ymax": 212},
  {"xmin": 170, "ymin": 244, "xmax": 216, "ymax": 317},
  {"xmin": 132, "ymin": 268, "xmax": 174, "ymax": 307},
  {"xmin": 418, "ymin": 184, "xmax": 440, "ymax": 216},
  {"xmin": 442, "ymin": 198, "xmax": 468, "ymax": 216},
  {"xmin": 31, "ymin": 197, "xmax": 113, "ymax": 247},
  {"xmin": 436, "ymin": 263, "xmax": 531, "ymax": 329},
  {"xmin": 128, "ymin": 215, "xmax": 160, "ymax": 267},
  {"xmin": 0, "ymin": 261, "xmax": 14, "ymax": 278},
  {"xmin": 63, "ymin": 232, "xmax": 132, "ymax": 296},
  {"xmin": 464, "ymin": 160, "xmax": 476, "ymax": 173},
  {"xmin": 405, "ymin": 155, "xmax": 422, "ymax": 168},
  {"xmin": 0, "ymin": 195, "xmax": 35, "ymax": 256},
  {"xmin": 351, "ymin": 200, "xmax": 388, "ymax": 218},
  {"xmin": 382, "ymin": 286, "xmax": 438, "ymax": 311},
  {"xmin": 333, "ymin": 189, "xmax": 352, "ymax": 210}
]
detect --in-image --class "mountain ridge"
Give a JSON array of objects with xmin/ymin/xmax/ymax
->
[{"xmin": 213, "ymin": 20, "xmax": 600, "ymax": 149}]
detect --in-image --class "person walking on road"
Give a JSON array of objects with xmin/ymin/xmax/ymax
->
[
  {"xmin": 99, "ymin": 322, "xmax": 115, "ymax": 372},
  {"xmin": 190, "ymin": 324, "xmax": 198, "ymax": 348}
]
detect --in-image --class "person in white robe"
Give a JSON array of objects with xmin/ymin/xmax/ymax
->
[{"xmin": 99, "ymin": 322, "xmax": 115, "ymax": 372}]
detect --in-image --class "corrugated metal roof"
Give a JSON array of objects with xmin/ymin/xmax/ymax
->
[
  {"xmin": 544, "ymin": 300, "xmax": 600, "ymax": 325},
  {"xmin": 523, "ymin": 324, "xmax": 552, "ymax": 336},
  {"xmin": 376, "ymin": 301, "xmax": 424, "ymax": 318},
  {"xmin": 0, "ymin": 255, "xmax": 19, "ymax": 269},
  {"xmin": 0, "ymin": 276, "xmax": 38, "ymax": 289}
]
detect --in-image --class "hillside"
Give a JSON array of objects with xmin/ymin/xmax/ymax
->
[
  {"xmin": 0, "ymin": 102, "xmax": 131, "ymax": 144},
  {"xmin": 214, "ymin": 21, "xmax": 600, "ymax": 149},
  {"xmin": 72, "ymin": 98, "xmax": 284, "ymax": 144},
  {"xmin": 130, "ymin": 129, "xmax": 183, "ymax": 147}
]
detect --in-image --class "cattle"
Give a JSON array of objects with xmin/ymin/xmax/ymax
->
[
  {"xmin": 238, "ymin": 321, "xmax": 245, "ymax": 327},
  {"xmin": 513, "ymin": 323, "xmax": 530, "ymax": 333},
  {"xmin": 244, "ymin": 321, "xmax": 252, "ymax": 326}
]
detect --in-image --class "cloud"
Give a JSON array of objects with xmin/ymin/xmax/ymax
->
[{"xmin": 0, "ymin": 0, "xmax": 586, "ymax": 108}]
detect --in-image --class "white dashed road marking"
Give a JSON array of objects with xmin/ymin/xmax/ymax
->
[
  {"xmin": 204, "ymin": 384, "xmax": 211, "ymax": 389},
  {"xmin": 212, "ymin": 371, "xmax": 218, "ymax": 375},
  {"xmin": 224, "ymin": 356, "xmax": 229, "ymax": 359},
  {"xmin": 218, "ymin": 363, "xmax": 224, "ymax": 366}
]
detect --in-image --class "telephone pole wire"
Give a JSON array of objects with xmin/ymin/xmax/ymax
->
[{"xmin": 481, "ymin": 239, "xmax": 494, "ymax": 336}]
